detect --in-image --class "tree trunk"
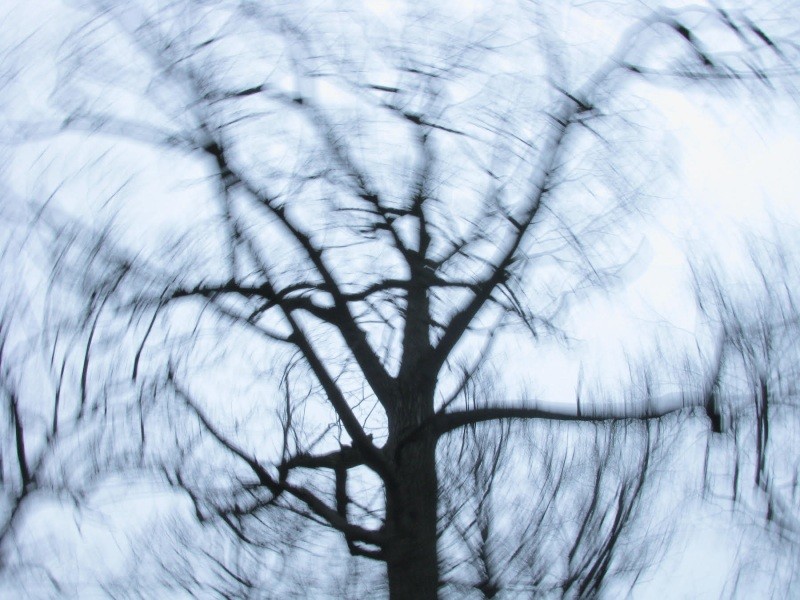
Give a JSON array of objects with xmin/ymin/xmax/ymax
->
[{"xmin": 385, "ymin": 433, "xmax": 439, "ymax": 600}]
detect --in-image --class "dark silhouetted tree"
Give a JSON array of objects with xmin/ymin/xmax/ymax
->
[{"xmin": 3, "ymin": 0, "xmax": 799, "ymax": 597}]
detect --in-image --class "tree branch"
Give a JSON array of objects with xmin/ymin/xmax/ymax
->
[
  {"xmin": 282, "ymin": 444, "xmax": 366, "ymax": 472},
  {"xmin": 167, "ymin": 371, "xmax": 386, "ymax": 547},
  {"xmin": 416, "ymin": 392, "xmax": 713, "ymax": 443},
  {"xmin": 425, "ymin": 102, "xmax": 577, "ymax": 381},
  {"xmin": 170, "ymin": 281, "xmax": 336, "ymax": 323},
  {"xmin": 198, "ymin": 138, "xmax": 397, "ymax": 408}
]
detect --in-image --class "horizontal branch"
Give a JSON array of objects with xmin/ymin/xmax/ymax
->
[
  {"xmin": 397, "ymin": 392, "xmax": 718, "ymax": 449},
  {"xmin": 170, "ymin": 281, "xmax": 336, "ymax": 322},
  {"xmin": 282, "ymin": 444, "xmax": 366, "ymax": 472},
  {"xmin": 172, "ymin": 272, "xmax": 483, "ymax": 310}
]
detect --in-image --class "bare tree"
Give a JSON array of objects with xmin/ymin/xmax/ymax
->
[
  {"xmin": 692, "ymin": 234, "xmax": 800, "ymax": 595},
  {"xmin": 0, "ymin": 200, "xmax": 141, "ymax": 594},
  {"xmin": 4, "ymin": 0, "xmax": 799, "ymax": 597}
]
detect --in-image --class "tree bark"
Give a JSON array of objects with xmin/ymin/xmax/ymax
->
[
  {"xmin": 385, "ymin": 257, "xmax": 439, "ymax": 598},
  {"xmin": 385, "ymin": 428, "xmax": 439, "ymax": 599}
]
